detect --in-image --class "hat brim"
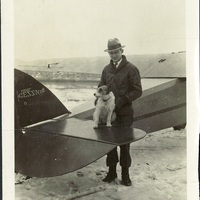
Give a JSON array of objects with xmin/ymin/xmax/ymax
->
[{"xmin": 104, "ymin": 45, "xmax": 125, "ymax": 52}]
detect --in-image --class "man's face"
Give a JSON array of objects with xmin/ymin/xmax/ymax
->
[{"xmin": 108, "ymin": 49, "xmax": 123, "ymax": 62}]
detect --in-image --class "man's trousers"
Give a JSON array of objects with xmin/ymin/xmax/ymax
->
[{"xmin": 107, "ymin": 114, "xmax": 133, "ymax": 168}]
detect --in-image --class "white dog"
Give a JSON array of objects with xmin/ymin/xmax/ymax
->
[{"xmin": 93, "ymin": 85, "xmax": 116, "ymax": 128}]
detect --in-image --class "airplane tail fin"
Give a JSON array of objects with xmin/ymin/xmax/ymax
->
[{"xmin": 15, "ymin": 69, "xmax": 70, "ymax": 128}]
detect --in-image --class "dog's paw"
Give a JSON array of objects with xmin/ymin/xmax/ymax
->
[{"xmin": 106, "ymin": 123, "xmax": 112, "ymax": 127}]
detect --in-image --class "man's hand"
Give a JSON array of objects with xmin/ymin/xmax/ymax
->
[{"xmin": 114, "ymin": 96, "xmax": 128, "ymax": 112}]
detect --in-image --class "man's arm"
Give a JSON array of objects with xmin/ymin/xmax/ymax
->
[
  {"xmin": 126, "ymin": 66, "xmax": 142, "ymax": 102},
  {"xmin": 115, "ymin": 67, "xmax": 142, "ymax": 111}
]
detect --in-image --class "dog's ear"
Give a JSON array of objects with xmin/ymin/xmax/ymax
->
[
  {"xmin": 99, "ymin": 85, "xmax": 110, "ymax": 95},
  {"xmin": 94, "ymin": 98, "xmax": 98, "ymax": 106},
  {"xmin": 105, "ymin": 85, "xmax": 110, "ymax": 95}
]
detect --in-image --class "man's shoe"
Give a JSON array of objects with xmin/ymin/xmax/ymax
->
[
  {"xmin": 121, "ymin": 167, "xmax": 132, "ymax": 186},
  {"xmin": 121, "ymin": 176, "xmax": 132, "ymax": 186},
  {"xmin": 102, "ymin": 172, "xmax": 117, "ymax": 183}
]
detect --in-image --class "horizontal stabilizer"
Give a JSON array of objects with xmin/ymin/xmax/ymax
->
[
  {"xmin": 24, "ymin": 118, "xmax": 146, "ymax": 146},
  {"xmin": 16, "ymin": 118, "xmax": 146, "ymax": 177},
  {"xmin": 15, "ymin": 129, "xmax": 115, "ymax": 177}
]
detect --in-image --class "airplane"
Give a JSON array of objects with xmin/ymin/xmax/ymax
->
[{"xmin": 15, "ymin": 52, "xmax": 186, "ymax": 178}]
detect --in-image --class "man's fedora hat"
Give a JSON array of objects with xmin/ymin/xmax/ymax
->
[{"xmin": 104, "ymin": 38, "xmax": 125, "ymax": 52}]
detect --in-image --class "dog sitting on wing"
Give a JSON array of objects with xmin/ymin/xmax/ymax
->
[{"xmin": 93, "ymin": 85, "xmax": 116, "ymax": 128}]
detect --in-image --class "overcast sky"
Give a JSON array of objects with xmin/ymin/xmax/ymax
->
[{"xmin": 14, "ymin": 0, "xmax": 186, "ymax": 61}]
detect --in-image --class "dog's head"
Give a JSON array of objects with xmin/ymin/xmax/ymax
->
[{"xmin": 94, "ymin": 85, "xmax": 110, "ymax": 98}]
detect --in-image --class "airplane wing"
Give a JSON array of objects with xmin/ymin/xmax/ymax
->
[{"xmin": 69, "ymin": 78, "xmax": 186, "ymax": 133}]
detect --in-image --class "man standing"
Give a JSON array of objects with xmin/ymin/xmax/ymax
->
[{"xmin": 98, "ymin": 38, "xmax": 142, "ymax": 186}]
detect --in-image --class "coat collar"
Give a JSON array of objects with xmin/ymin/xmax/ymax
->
[{"xmin": 110, "ymin": 55, "xmax": 128, "ymax": 71}]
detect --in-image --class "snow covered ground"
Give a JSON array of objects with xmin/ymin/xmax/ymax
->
[{"xmin": 15, "ymin": 83, "xmax": 187, "ymax": 200}]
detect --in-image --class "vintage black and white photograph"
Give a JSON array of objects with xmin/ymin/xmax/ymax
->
[{"xmin": 2, "ymin": 0, "xmax": 199, "ymax": 199}]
